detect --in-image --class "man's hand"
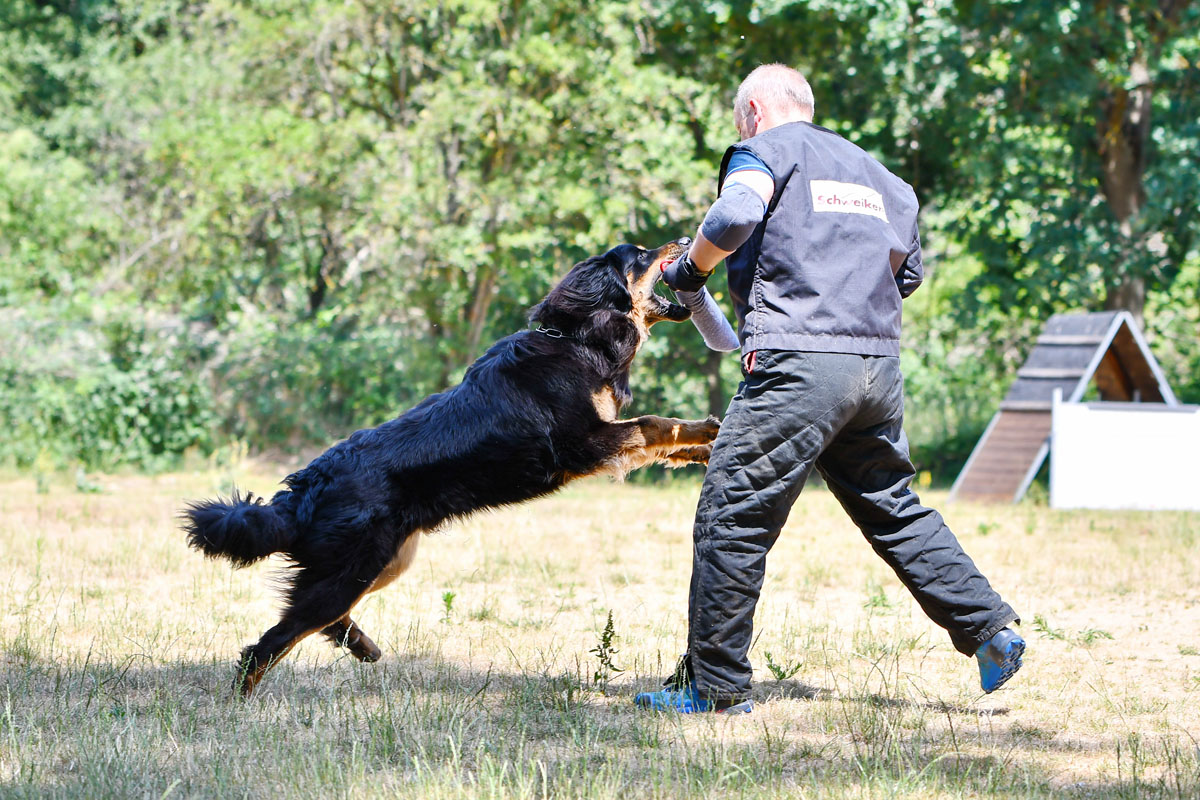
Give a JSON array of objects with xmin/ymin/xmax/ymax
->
[{"xmin": 661, "ymin": 253, "xmax": 712, "ymax": 292}]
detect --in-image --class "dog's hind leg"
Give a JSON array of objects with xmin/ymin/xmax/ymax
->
[
  {"xmin": 321, "ymin": 616, "xmax": 382, "ymax": 663},
  {"xmin": 235, "ymin": 568, "xmax": 377, "ymax": 697},
  {"xmin": 366, "ymin": 532, "xmax": 421, "ymax": 594},
  {"xmin": 317, "ymin": 533, "xmax": 420, "ymax": 665}
]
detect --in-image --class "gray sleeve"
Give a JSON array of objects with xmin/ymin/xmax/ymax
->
[
  {"xmin": 699, "ymin": 181, "xmax": 767, "ymax": 252},
  {"xmin": 674, "ymin": 287, "xmax": 740, "ymax": 352}
]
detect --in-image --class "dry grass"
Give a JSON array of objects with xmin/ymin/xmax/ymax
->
[{"xmin": 2, "ymin": 462, "xmax": 1199, "ymax": 798}]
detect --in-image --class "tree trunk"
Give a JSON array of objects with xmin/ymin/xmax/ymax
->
[
  {"xmin": 464, "ymin": 266, "xmax": 497, "ymax": 360},
  {"xmin": 1095, "ymin": 57, "xmax": 1152, "ymax": 325},
  {"xmin": 1103, "ymin": 274, "xmax": 1146, "ymax": 327},
  {"xmin": 1091, "ymin": 0, "xmax": 1196, "ymax": 325}
]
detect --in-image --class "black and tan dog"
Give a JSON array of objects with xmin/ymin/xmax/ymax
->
[{"xmin": 183, "ymin": 237, "xmax": 720, "ymax": 696}]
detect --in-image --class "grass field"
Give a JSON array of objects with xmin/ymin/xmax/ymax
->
[{"xmin": 2, "ymin": 462, "xmax": 1199, "ymax": 798}]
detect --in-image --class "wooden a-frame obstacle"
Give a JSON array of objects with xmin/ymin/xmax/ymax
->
[{"xmin": 949, "ymin": 310, "xmax": 1178, "ymax": 504}]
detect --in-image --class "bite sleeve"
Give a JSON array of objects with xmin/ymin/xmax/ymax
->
[{"xmin": 674, "ymin": 288, "xmax": 739, "ymax": 352}]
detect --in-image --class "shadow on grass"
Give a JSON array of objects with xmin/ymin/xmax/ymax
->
[{"xmin": 1, "ymin": 645, "xmax": 1197, "ymax": 800}]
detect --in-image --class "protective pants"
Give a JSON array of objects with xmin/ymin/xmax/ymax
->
[{"xmin": 686, "ymin": 350, "xmax": 1019, "ymax": 703}]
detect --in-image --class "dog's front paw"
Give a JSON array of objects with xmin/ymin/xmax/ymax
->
[
  {"xmin": 666, "ymin": 445, "xmax": 712, "ymax": 467},
  {"xmin": 699, "ymin": 416, "xmax": 722, "ymax": 441}
]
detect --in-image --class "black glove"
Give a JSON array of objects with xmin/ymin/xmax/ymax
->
[{"xmin": 661, "ymin": 253, "xmax": 711, "ymax": 292}]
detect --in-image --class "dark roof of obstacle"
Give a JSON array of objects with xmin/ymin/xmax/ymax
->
[{"xmin": 1000, "ymin": 311, "xmax": 1177, "ymax": 410}]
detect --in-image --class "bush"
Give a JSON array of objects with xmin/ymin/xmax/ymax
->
[
  {"xmin": 0, "ymin": 310, "xmax": 217, "ymax": 471},
  {"xmin": 213, "ymin": 313, "xmax": 442, "ymax": 449}
]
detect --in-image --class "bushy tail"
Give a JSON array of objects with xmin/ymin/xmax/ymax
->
[{"xmin": 181, "ymin": 490, "xmax": 295, "ymax": 568}]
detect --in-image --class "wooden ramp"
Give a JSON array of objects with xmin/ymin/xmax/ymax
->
[
  {"xmin": 950, "ymin": 311, "xmax": 1177, "ymax": 503},
  {"xmin": 949, "ymin": 410, "xmax": 1053, "ymax": 503}
]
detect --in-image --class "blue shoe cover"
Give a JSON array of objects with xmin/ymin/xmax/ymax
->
[
  {"xmin": 633, "ymin": 686, "xmax": 753, "ymax": 714},
  {"xmin": 976, "ymin": 628, "xmax": 1025, "ymax": 693}
]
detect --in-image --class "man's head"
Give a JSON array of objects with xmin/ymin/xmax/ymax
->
[{"xmin": 733, "ymin": 64, "xmax": 815, "ymax": 140}]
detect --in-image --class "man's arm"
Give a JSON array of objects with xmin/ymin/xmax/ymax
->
[
  {"xmin": 663, "ymin": 164, "xmax": 775, "ymax": 289},
  {"xmin": 688, "ymin": 169, "xmax": 775, "ymax": 273},
  {"xmin": 660, "ymin": 151, "xmax": 775, "ymax": 351},
  {"xmin": 896, "ymin": 222, "xmax": 924, "ymax": 298}
]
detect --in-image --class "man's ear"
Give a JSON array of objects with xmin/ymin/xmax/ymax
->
[{"xmin": 746, "ymin": 98, "xmax": 763, "ymax": 137}]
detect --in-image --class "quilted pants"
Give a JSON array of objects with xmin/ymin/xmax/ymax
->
[{"xmin": 685, "ymin": 350, "xmax": 1019, "ymax": 703}]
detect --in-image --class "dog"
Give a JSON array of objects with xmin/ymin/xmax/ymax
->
[{"xmin": 182, "ymin": 237, "xmax": 722, "ymax": 695}]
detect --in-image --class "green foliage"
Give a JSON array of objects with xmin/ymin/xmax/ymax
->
[
  {"xmin": 763, "ymin": 650, "xmax": 803, "ymax": 682},
  {"xmin": 1078, "ymin": 628, "xmax": 1116, "ymax": 646},
  {"xmin": 0, "ymin": 309, "xmax": 216, "ymax": 471},
  {"xmin": 213, "ymin": 312, "xmax": 439, "ymax": 447},
  {"xmin": 0, "ymin": 0, "xmax": 112, "ymax": 125},
  {"xmin": 1032, "ymin": 613, "xmax": 1068, "ymax": 641},
  {"xmin": 1032, "ymin": 613, "xmax": 1115, "ymax": 647},
  {"xmin": 1, "ymin": 0, "xmax": 1197, "ymax": 476},
  {"xmin": 941, "ymin": 0, "xmax": 1200, "ymax": 322},
  {"xmin": 0, "ymin": 129, "xmax": 119, "ymax": 301},
  {"xmin": 1145, "ymin": 256, "xmax": 1200, "ymax": 403}
]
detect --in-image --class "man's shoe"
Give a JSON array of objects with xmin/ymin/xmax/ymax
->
[
  {"xmin": 633, "ymin": 686, "xmax": 753, "ymax": 715},
  {"xmin": 976, "ymin": 628, "xmax": 1025, "ymax": 693}
]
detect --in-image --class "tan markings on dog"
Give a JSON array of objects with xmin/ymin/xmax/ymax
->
[
  {"xmin": 628, "ymin": 241, "xmax": 691, "ymax": 336},
  {"xmin": 625, "ymin": 247, "xmax": 685, "ymax": 343},
  {"xmin": 626, "ymin": 279, "xmax": 655, "ymax": 343},
  {"xmin": 238, "ymin": 612, "xmax": 365, "ymax": 695},
  {"xmin": 369, "ymin": 533, "xmax": 421, "ymax": 594},
  {"xmin": 591, "ymin": 386, "xmax": 620, "ymax": 422},
  {"xmin": 647, "ymin": 240, "xmax": 687, "ymax": 282},
  {"xmin": 324, "ymin": 616, "xmax": 382, "ymax": 662}
]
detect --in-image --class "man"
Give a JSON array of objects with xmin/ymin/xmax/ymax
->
[{"xmin": 636, "ymin": 64, "xmax": 1024, "ymax": 715}]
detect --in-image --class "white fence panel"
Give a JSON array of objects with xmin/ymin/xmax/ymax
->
[{"xmin": 1051, "ymin": 393, "xmax": 1200, "ymax": 511}]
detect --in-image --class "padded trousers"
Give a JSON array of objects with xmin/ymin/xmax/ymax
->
[{"xmin": 686, "ymin": 350, "xmax": 1019, "ymax": 703}]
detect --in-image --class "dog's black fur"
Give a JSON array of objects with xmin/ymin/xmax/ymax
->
[{"xmin": 183, "ymin": 238, "xmax": 721, "ymax": 695}]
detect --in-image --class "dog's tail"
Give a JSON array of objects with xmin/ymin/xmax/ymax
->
[{"xmin": 181, "ymin": 490, "xmax": 295, "ymax": 568}]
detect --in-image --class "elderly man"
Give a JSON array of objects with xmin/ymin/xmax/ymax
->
[{"xmin": 636, "ymin": 64, "xmax": 1024, "ymax": 715}]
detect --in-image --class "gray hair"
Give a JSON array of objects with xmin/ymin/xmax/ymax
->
[{"xmin": 734, "ymin": 64, "xmax": 815, "ymax": 122}]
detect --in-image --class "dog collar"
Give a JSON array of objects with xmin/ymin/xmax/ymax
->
[{"xmin": 536, "ymin": 325, "xmax": 579, "ymax": 340}]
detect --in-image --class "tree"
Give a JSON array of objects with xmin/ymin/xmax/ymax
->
[
  {"xmin": 5, "ymin": 0, "xmax": 1198, "ymax": 470},
  {"xmin": 949, "ymin": 0, "xmax": 1200, "ymax": 327}
]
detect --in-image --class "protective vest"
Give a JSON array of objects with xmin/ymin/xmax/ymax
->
[{"xmin": 720, "ymin": 122, "xmax": 923, "ymax": 357}]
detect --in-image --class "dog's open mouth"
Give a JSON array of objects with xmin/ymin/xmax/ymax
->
[
  {"xmin": 650, "ymin": 263, "xmax": 691, "ymax": 322},
  {"xmin": 643, "ymin": 241, "xmax": 694, "ymax": 323}
]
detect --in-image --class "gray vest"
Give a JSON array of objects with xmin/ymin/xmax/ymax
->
[{"xmin": 720, "ymin": 122, "xmax": 921, "ymax": 357}]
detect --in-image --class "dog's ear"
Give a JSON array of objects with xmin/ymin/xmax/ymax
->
[{"xmin": 530, "ymin": 252, "xmax": 633, "ymax": 325}]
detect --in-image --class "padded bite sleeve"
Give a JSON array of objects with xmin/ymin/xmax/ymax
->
[{"xmin": 675, "ymin": 287, "xmax": 740, "ymax": 352}]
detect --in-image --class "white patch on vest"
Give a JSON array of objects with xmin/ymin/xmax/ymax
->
[{"xmin": 809, "ymin": 180, "xmax": 888, "ymax": 222}]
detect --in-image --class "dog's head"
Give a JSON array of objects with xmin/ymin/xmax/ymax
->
[{"xmin": 529, "ymin": 238, "xmax": 693, "ymax": 344}]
